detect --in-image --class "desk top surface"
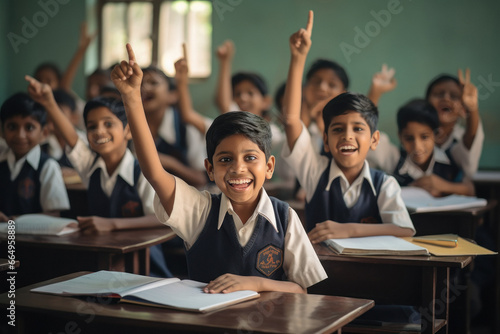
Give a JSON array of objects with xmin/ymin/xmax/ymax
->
[
  {"xmin": 0, "ymin": 271, "xmax": 374, "ymax": 334},
  {"xmin": 0, "ymin": 227, "xmax": 176, "ymax": 254},
  {"xmin": 314, "ymin": 243, "xmax": 473, "ymax": 268}
]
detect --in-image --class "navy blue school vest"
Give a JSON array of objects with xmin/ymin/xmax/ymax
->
[
  {"xmin": 155, "ymin": 108, "xmax": 188, "ymax": 165},
  {"xmin": 305, "ymin": 160, "xmax": 385, "ymax": 232},
  {"xmin": 40, "ymin": 142, "xmax": 74, "ymax": 168},
  {"xmin": 87, "ymin": 159, "xmax": 144, "ymax": 218},
  {"xmin": 186, "ymin": 194, "xmax": 289, "ymax": 283},
  {"xmin": 392, "ymin": 147, "xmax": 463, "ymax": 187},
  {"xmin": 0, "ymin": 151, "xmax": 50, "ymax": 216}
]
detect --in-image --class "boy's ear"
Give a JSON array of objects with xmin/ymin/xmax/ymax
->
[
  {"xmin": 265, "ymin": 155, "xmax": 275, "ymax": 180},
  {"xmin": 370, "ymin": 130, "xmax": 380, "ymax": 150},
  {"xmin": 204, "ymin": 158, "xmax": 215, "ymax": 181},
  {"xmin": 322, "ymin": 132, "xmax": 331, "ymax": 153},
  {"xmin": 124, "ymin": 124, "xmax": 132, "ymax": 140}
]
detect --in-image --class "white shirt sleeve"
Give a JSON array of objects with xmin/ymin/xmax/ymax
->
[
  {"xmin": 136, "ymin": 173, "xmax": 156, "ymax": 215},
  {"xmin": 377, "ymin": 174, "xmax": 415, "ymax": 234},
  {"xmin": 65, "ymin": 138, "xmax": 96, "ymax": 187},
  {"xmin": 185, "ymin": 124, "xmax": 208, "ymax": 171},
  {"xmin": 283, "ymin": 208, "xmax": 327, "ymax": 288},
  {"xmin": 281, "ymin": 123, "xmax": 329, "ymax": 203},
  {"xmin": 39, "ymin": 158, "xmax": 70, "ymax": 212},
  {"xmin": 153, "ymin": 177, "xmax": 212, "ymax": 248},
  {"xmin": 449, "ymin": 122, "xmax": 484, "ymax": 179}
]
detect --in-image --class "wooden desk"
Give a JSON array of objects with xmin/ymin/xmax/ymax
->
[
  {"xmin": 409, "ymin": 200, "xmax": 497, "ymax": 239},
  {"xmin": 0, "ymin": 271, "xmax": 374, "ymax": 334},
  {"xmin": 309, "ymin": 244, "xmax": 474, "ymax": 334},
  {"xmin": 0, "ymin": 227, "xmax": 175, "ymax": 289}
]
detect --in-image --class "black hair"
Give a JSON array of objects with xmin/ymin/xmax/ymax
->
[
  {"xmin": 34, "ymin": 62, "xmax": 62, "ymax": 81},
  {"xmin": 142, "ymin": 66, "xmax": 177, "ymax": 91},
  {"xmin": 306, "ymin": 59, "xmax": 349, "ymax": 90},
  {"xmin": 206, "ymin": 111, "xmax": 272, "ymax": 165},
  {"xmin": 322, "ymin": 92, "xmax": 378, "ymax": 134},
  {"xmin": 0, "ymin": 92, "xmax": 47, "ymax": 126},
  {"xmin": 83, "ymin": 96, "xmax": 127, "ymax": 128},
  {"xmin": 231, "ymin": 72, "xmax": 268, "ymax": 96},
  {"xmin": 52, "ymin": 89, "xmax": 76, "ymax": 112},
  {"xmin": 274, "ymin": 82, "xmax": 286, "ymax": 113},
  {"xmin": 425, "ymin": 74, "xmax": 461, "ymax": 100},
  {"xmin": 397, "ymin": 99, "xmax": 439, "ymax": 134}
]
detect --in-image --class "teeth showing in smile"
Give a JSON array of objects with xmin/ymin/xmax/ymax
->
[
  {"xmin": 96, "ymin": 138, "xmax": 111, "ymax": 144},
  {"xmin": 340, "ymin": 145, "xmax": 357, "ymax": 152},
  {"xmin": 228, "ymin": 178, "xmax": 251, "ymax": 185}
]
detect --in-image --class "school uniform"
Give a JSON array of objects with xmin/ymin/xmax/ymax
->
[
  {"xmin": 154, "ymin": 176, "xmax": 328, "ymax": 288},
  {"xmin": 66, "ymin": 139, "xmax": 172, "ymax": 277},
  {"xmin": 156, "ymin": 106, "xmax": 208, "ymax": 171},
  {"xmin": 282, "ymin": 123, "xmax": 415, "ymax": 233},
  {"xmin": 41, "ymin": 129, "xmax": 88, "ymax": 168},
  {"xmin": 439, "ymin": 122, "xmax": 484, "ymax": 179},
  {"xmin": 0, "ymin": 145, "xmax": 70, "ymax": 216},
  {"xmin": 392, "ymin": 146, "xmax": 463, "ymax": 186}
]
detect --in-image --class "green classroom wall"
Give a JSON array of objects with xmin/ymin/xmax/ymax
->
[{"xmin": 1, "ymin": 0, "xmax": 499, "ymax": 168}]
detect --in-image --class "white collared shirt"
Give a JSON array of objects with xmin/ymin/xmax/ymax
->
[
  {"xmin": 396, "ymin": 146, "xmax": 452, "ymax": 181},
  {"xmin": 153, "ymin": 177, "xmax": 328, "ymax": 289},
  {"xmin": 65, "ymin": 139, "xmax": 156, "ymax": 214},
  {"xmin": 0, "ymin": 145, "xmax": 70, "ymax": 212},
  {"xmin": 281, "ymin": 123, "xmax": 414, "ymax": 232},
  {"xmin": 158, "ymin": 106, "xmax": 210, "ymax": 171},
  {"xmin": 41, "ymin": 129, "xmax": 87, "ymax": 160}
]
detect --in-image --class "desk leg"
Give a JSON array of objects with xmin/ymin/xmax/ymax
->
[
  {"xmin": 421, "ymin": 266, "xmax": 437, "ymax": 334},
  {"xmin": 97, "ymin": 254, "xmax": 125, "ymax": 272},
  {"xmin": 125, "ymin": 248, "xmax": 150, "ymax": 275}
]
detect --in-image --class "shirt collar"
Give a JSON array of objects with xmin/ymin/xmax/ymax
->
[
  {"xmin": 87, "ymin": 148, "xmax": 137, "ymax": 186},
  {"xmin": 398, "ymin": 147, "xmax": 449, "ymax": 179},
  {"xmin": 325, "ymin": 159, "xmax": 377, "ymax": 196},
  {"xmin": 5, "ymin": 145, "xmax": 41, "ymax": 170},
  {"xmin": 217, "ymin": 187, "xmax": 279, "ymax": 232},
  {"xmin": 157, "ymin": 106, "xmax": 175, "ymax": 144}
]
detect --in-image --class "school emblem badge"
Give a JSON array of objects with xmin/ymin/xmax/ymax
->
[
  {"xmin": 18, "ymin": 178, "xmax": 35, "ymax": 200},
  {"xmin": 360, "ymin": 216, "xmax": 379, "ymax": 224},
  {"xmin": 121, "ymin": 200, "xmax": 140, "ymax": 217},
  {"xmin": 256, "ymin": 245, "xmax": 282, "ymax": 277}
]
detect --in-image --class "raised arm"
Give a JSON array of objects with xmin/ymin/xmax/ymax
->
[
  {"xmin": 25, "ymin": 75, "xmax": 79, "ymax": 148},
  {"xmin": 174, "ymin": 44, "xmax": 207, "ymax": 135},
  {"xmin": 458, "ymin": 68, "xmax": 480, "ymax": 150},
  {"xmin": 214, "ymin": 40, "xmax": 235, "ymax": 113},
  {"xmin": 111, "ymin": 44, "xmax": 176, "ymax": 215},
  {"xmin": 367, "ymin": 64, "xmax": 397, "ymax": 106},
  {"xmin": 283, "ymin": 10, "xmax": 314, "ymax": 151},
  {"xmin": 60, "ymin": 22, "xmax": 96, "ymax": 92}
]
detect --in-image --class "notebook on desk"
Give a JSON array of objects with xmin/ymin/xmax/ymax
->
[
  {"xmin": 0, "ymin": 214, "xmax": 79, "ymax": 236},
  {"xmin": 323, "ymin": 235, "xmax": 430, "ymax": 256},
  {"xmin": 401, "ymin": 187, "xmax": 487, "ymax": 213}
]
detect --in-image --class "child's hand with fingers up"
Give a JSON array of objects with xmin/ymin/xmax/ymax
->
[
  {"xmin": 458, "ymin": 68, "xmax": 478, "ymax": 115},
  {"xmin": 371, "ymin": 64, "xmax": 397, "ymax": 95},
  {"xmin": 111, "ymin": 43, "xmax": 143, "ymax": 96},
  {"xmin": 25, "ymin": 75, "xmax": 56, "ymax": 107},
  {"xmin": 289, "ymin": 10, "xmax": 314, "ymax": 57},
  {"xmin": 216, "ymin": 40, "xmax": 235, "ymax": 61},
  {"xmin": 174, "ymin": 43, "xmax": 189, "ymax": 86}
]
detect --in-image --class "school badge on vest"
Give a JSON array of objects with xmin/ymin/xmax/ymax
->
[
  {"xmin": 360, "ymin": 216, "xmax": 380, "ymax": 224},
  {"xmin": 256, "ymin": 245, "xmax": 282, "ymax": 277},
  {"xmin": 121, "ymin": 200, "xmax": 140, "ymax": 217},
  {"xmin": 18, "ymin": 178, "xmax": 35, "ymax": 200}
]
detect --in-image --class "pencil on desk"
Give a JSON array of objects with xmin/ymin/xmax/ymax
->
[{"xmin": 412, "ymin": 238, "xmax": 458, "ymax": 248}]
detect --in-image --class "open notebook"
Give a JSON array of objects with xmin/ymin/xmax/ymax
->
[
  {"xmin": 31, "ymin": 270, "xmax": 260, "ymax": 313},
  {"xmin": 401, "ymin": 187, "xmax": 487, "ymax": 213},
  {"xmin": 324, "ymin": 235, "xmax": 430, "ymax": 256},
  {"xmin": 0, "ymin": 214, "xmax": 79, "ymax": 236}
]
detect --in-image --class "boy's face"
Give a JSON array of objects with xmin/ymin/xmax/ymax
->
[
  {"xmin": 233, "ymin": 80, "xmax": 270, "ymax": 117},
  {"xmin": 304, "ymin": 69, "xmax": 345, "ymax": 108},
  {"xmin": 399, "ymin": 121, "xmax": 435, "ymax": 171},
  {"xmin": 35, "ymin": 68, "xmax": 59, "ymax": 90},
  {"xmin": 86, "ymin": 73, "xmax": 110, "ymax": 101},
  {"xmin": 2, "ymin": 115, "xmax": 45, "ymax": 160},
  {"xmin": 204, "ymin": 134, "xmax": 275, "ymax": 209},
  {"xmin": 85, "ymin": 106, "xmax": 131, "ymax": 157},
  {"xmin": 323, "ymin": 111, "xmax": 379, "ymax": 178},
  {"xmin": 427, "ymin": 81, "xmax": 464, "ymax": 126},
  {"xmin": 141, "ymin": 71, "xmax": 177, "ymax": 114}
]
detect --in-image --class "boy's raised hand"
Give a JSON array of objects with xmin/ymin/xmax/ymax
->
[
  {"xmin": 111, "ymin": 43, "xmax": 143, "ymax": 96},
  {"xmin": 289, "ymin": 10, "xmax": 314, "ymax": 57},
  {"xmin": 371, "ymin": 64, "xmax": 397, "ymax": 94},
  {"xmin": 216, "ymin": 40, "xmax": 235, "ymax": 61},
  {"xmin": 174, "ymin": 43, "xmax": 189, "ymax": 86},
  {"xmin": 25, "ymin": 75, "xmax": 55, "ymax": 107},
  {"xmin": 458, "ymin": 68, "xmax": 478, "ymax": 114}
]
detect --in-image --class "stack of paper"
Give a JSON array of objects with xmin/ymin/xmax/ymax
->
[
  {"xmin": 324, "ymin": 235, "xmax": 430, "ymax": 256},
  {"xmin": 401, "ymin": 187, "xmax": 487, "ymax": 213},
  {"xmin": 0, "ymin": 214, "xmax": 79, "ymax": 236}
]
